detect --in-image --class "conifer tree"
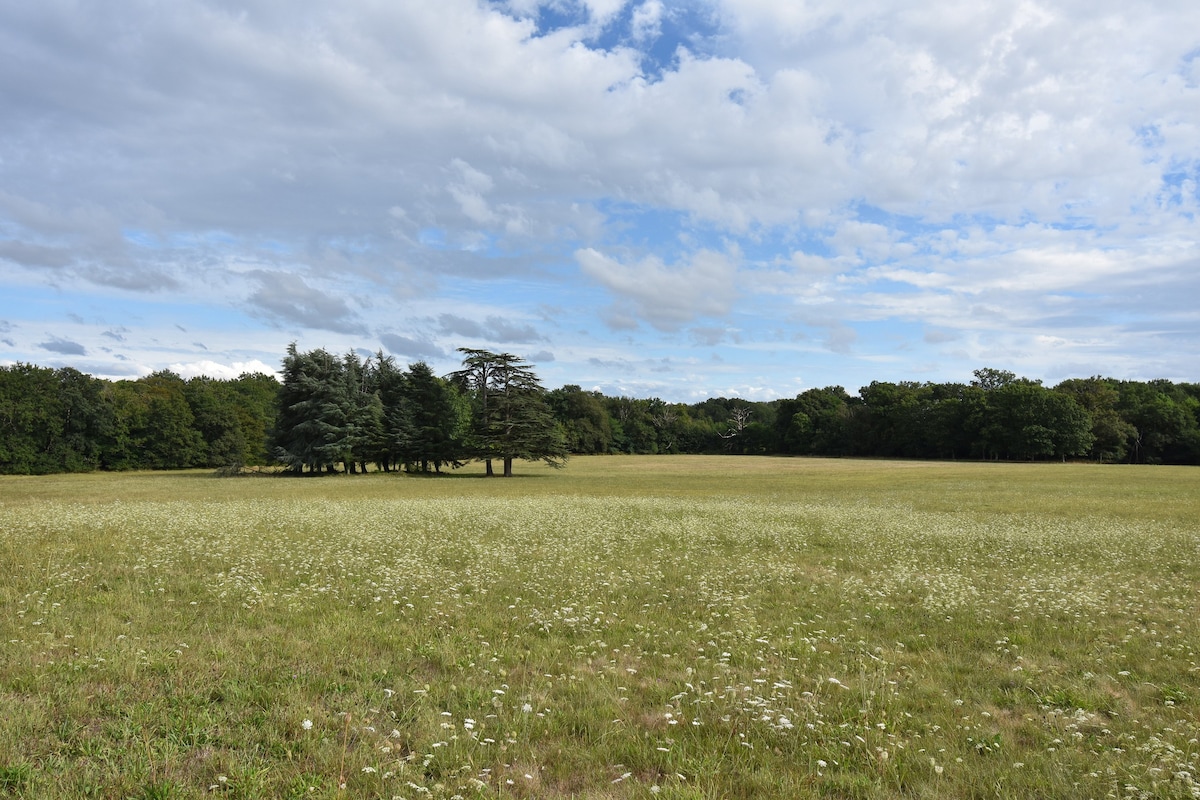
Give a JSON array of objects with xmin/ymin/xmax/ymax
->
[
  {"xmin": 451, "ymin": 348, "xmax": 566, "ymax": 476},
  {"xmin": 402, "ymin": 361, "xmax": 468, "ymax": 472},
  {"xmin": 273, "ymin": 344, "xmax": 351, "ymax": 473}
]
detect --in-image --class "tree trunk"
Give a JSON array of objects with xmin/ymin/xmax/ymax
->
[
  {"xmin": 503, "ymin": 457, "xmax": 513, "ymax": 477},
  {"xmin": 485, "ymin": 458, "xmax": 494, "ymax": 477}
]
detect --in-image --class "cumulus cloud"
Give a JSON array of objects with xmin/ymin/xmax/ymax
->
[
  {"xmin": 168, "ymin": 359, "xmax": 277, "ymax": 379},
  {"xmin": 631, "ymin": 0, "xmax": 664, "ymax": 42},
  {"xmin": 577, "ymin": 247, "xmax": 738, "ymax": 331},
  {"xmin": 1, "ymin": 0, "xmax": 1199, "ymax": 395}
]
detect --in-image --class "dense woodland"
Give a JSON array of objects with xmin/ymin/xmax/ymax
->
[{"xmin": 2, "ymin": 347, "xmax": 1199, "ymax": 475}]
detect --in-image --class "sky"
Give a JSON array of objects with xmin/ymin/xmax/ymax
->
[{"xmin": 1, "ymin": 0, "xmax": 1198, "ymax": 402}]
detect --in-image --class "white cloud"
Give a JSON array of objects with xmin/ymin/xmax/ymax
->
[
  {"xmin": 245, "ymin": 270, "xmax": 364, "ymax": 334},
  {"xmin": 582, "ymin": 0, "xmax": 628, "ymax": 27},
  {"xmin": 448, "ymin": 159, "xmax": 497, "ymax": 225},
  {"xmin": 577, "ymin": 247, "xmax": 738, "ymax": 330},
  {"xmin": 713, "ymin": 0, "xmax": 1200, "ymax": 222},
  {"xmin": 2, "ymin": 0, "xmax": 1200, "ymax": 397},
  {"xmin": 168, "ymin": 359, "xmax": 277, "ymax": 380},
  {"xmin": 631, "ymin": 0, "xmax": 664, "ymax": 42}
]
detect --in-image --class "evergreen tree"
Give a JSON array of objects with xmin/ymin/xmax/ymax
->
[
  {"xmin": 368, "ymin": 352, "xmax": 413, "ymax": 472},
  {"xmin": 273, "ymin": 344, "xmax": 352, "ymax": 473},
  {"xmin": 451, "ymin": 349, "xmax": 566, "ymax": 476},
  {"xmin": 340, "ymin": 352, "xmax": 386, "ymax": 473},
  {"xmin": 403, "ymin": 361, "xmax": 468, "ymax": 472}
]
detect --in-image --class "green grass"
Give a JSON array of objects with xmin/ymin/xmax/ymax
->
[{"xmin": 2, "ymin": 456, "xmax": 1199, "ymax": 798}]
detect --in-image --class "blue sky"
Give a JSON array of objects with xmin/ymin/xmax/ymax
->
[{"xmin": 1, "ymin": 0, "xmax": 1198, "ymax": 401}]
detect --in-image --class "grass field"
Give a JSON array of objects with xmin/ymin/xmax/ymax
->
[{"xmin": 2, "ymin": 456, "xmax": 1199, "ymax": 799}]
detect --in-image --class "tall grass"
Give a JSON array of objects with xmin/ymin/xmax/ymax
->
[{"xmin": 1, "ymin": 457, "xmax": 1198, "ymax": 798}]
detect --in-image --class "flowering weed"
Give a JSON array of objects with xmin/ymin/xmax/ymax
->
[{"xmin": 1, "ymin": 458, "xmax": 1198, "ymax": 798}]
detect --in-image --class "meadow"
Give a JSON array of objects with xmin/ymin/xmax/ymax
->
[{"xmin": 1, "ymin": 456, "xmax": 1198, "ymax": 799}]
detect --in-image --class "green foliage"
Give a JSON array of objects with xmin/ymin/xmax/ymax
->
[
  {"xmin": 226, "ymin": 372, "xmax": 282, "ymax": 466},
  {"xmin": 183, "ymin": 377, "xmax": 247, "ymax": 467},
  {"xmin": 1117, "ymin": 379, "xmax": 1200, "ymax": 463},
  {"xmin": 94, "ymin": 372, "xmax": 206, "ymax": 470},
  {"xmin": 977, "ymin": 380, "xmax": 1094, "ymax": 460},
  {"xmin": 0, "ymin": 364, "xmax": 113, "ymax": 474},
  {"xmin": 366, "ymin": 351, "xmax": 413, "ymax": 471},
  {"xmin": 605, "ymin": 396, "xmax": 661, "ymax": 453},
  {"xmin": 1054, "ymin": 377, "xmax": 1135, "ymax": 462},
  {"xmin": 547, "ymin": 385, "xmax": 614, "ymax": 454},
  {"xmin": 776, "ymin": 386, "xmax": 853, "ymax": 456},
  {"xmin": 0, "ymin": 763, "xmax": 32, "ymax": 791},
  {"xmin": 0, "ymin": 363, "xmax": 63, "ymax": 474},
  {"xmin": 272, "ymin": 347, "xmax": 473, "ymax": 475}
]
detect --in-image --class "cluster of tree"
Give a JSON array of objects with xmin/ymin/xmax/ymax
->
[
  {"xmin": 3, "ymin": 358, "xmax": 1199, "ymax": 476},
  {"xmin": 0, "ymin": 364, "xmax": 277, "ymax": 474},
  {"xmin": 270, "ymin": 346, "xmax": 566, "ymax": 476}
]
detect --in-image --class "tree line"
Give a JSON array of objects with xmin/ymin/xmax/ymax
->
[
  {"xmin": 2, "ymin": 355, "xmax": 1199, "ymax": 476},
  {"xmin": 0, "ymin": 364, "xmax": 278, "ymax": 474},
  {"xmin": 548, "ymin": 369, "xmax": 1200, "ymax": 464}
]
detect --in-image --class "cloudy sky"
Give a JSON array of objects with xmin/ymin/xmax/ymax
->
[{"xmin": 2, "ymin": 0, "xmax": 1198, "ymax": 401}]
